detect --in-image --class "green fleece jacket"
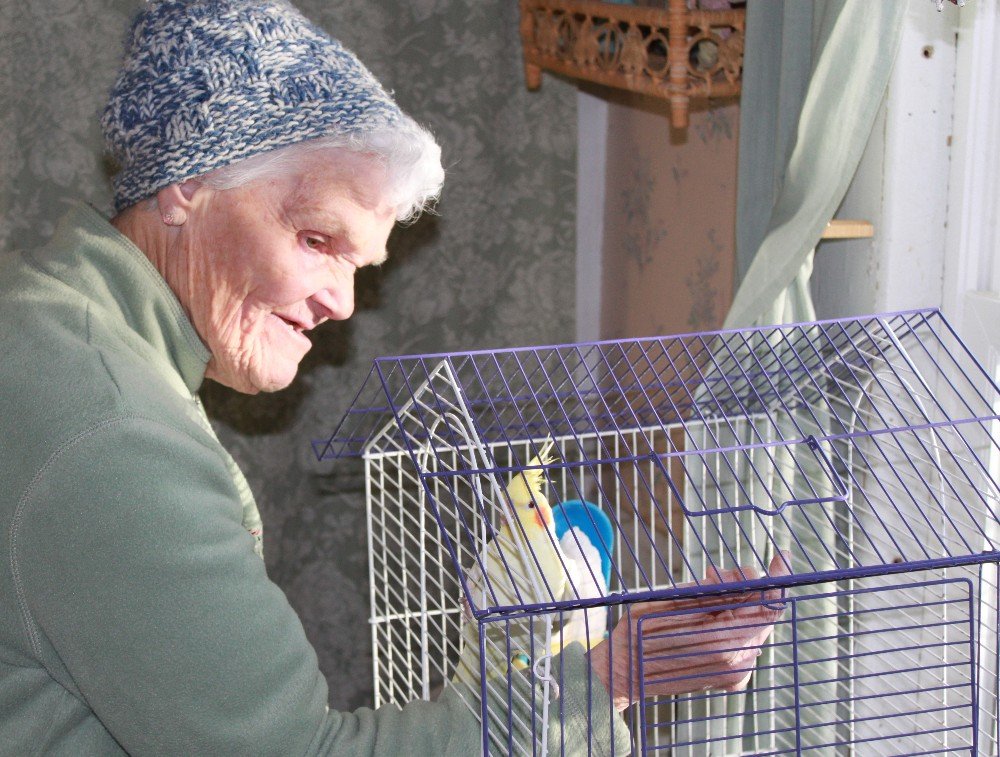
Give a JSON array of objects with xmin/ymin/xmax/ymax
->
[{"xmin": 0, "ymin": 203, "xmax": 628, "ymax": 755}]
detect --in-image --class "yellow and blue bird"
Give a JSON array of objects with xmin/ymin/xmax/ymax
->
[
  {"xmin": 454, "ymin": 442, "xmax": 612, "ymax": 690},
  {"xmin": 464, "ymin": 440, "xmax": 566, "ymax": 615}
]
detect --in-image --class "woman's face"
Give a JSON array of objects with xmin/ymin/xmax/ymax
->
[{"xmin": 178, "ymin": 151, "xmax": 395, "ymax": 394}]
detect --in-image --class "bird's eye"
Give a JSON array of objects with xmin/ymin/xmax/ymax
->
[{"xmin": 528, "ymin": 501, "xmax": 536, "ymax": 509}]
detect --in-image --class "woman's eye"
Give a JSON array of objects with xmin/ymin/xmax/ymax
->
[{"xmin": 304, "ymin": 236, "xmax": 324, "ymax": 249}]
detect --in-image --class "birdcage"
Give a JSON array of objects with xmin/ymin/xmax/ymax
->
[{"xmin": 314, "ymin": 309, "xmax": 1000, "ymax": 755}]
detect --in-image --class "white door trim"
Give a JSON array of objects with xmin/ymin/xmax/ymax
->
[{"xmin": 943, "ymin": 0, "xmax": 1000, "ymax": 327}]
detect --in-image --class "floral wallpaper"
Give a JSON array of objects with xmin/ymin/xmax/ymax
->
[
  {"xmin": 0, "ymin": 0, "xmax": 576, "ymax": 710},
  {"xmin": 602, "ymin": 95, "xmax": 739, "ymax": 339}
]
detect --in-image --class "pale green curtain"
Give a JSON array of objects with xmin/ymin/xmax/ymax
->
[
  {"xmin": 725, "ymin": 0, "xmax": 907, "ymax": 331},
  {"xmin": 732, "ymin": 0, "xmax": 813, "ymax": 290},
  {"xmin": 717, "ymin": 0, "xmax": 906, "ymax": 751}
]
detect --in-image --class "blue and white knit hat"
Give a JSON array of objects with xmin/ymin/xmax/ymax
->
[{"xmin": 102, "ymin": 0, "xmax": 405, "ymax": 211}]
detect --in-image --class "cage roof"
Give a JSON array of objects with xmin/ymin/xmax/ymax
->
[{"xmin": 314, "ymin": 309, "xmax": 998, "ymax": 465}]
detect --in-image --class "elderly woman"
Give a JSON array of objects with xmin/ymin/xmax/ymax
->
[{"xmin": 0, "ymin": 1, "xmax": 785, "ymax": 754}]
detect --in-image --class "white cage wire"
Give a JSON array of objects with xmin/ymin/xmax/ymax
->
[{"xmin": 317, "ymin": 310, "xmax": 1000, "ymax": 755}]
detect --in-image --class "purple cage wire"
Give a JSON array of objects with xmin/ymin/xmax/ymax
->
[{"xmin": 316, "ymin": 309, "xmax": 1000, "ymax": 755}]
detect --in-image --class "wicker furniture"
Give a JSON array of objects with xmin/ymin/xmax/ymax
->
[{"xmin": 519, "ymin": 0, "xmax": 746, "ymax": 127}]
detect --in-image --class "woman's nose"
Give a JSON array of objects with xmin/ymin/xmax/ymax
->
[{"xmin": 310, "ymin": 284, "xmax": 355, "ymax": 323}]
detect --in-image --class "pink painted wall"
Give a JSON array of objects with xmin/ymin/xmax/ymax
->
[{"xmin": 601, "ymin": 96, "xmax": 739, "ymax": 339}]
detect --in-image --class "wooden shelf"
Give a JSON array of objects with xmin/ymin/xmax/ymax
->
[
  {"xmin": 519, "ymin": 0, "xmax": 747, "ymax": 128},
  {"xmin": 821, "ymin": 220, "xmax": 875, "ymax": 240}
]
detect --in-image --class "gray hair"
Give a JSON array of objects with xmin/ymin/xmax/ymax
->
[{"xmin": 199, "ymin": 116, "xmax": 444, "ymax": 223}]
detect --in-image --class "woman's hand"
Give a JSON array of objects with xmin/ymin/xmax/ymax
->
[{"xmin": 587, "ymin": 553, "xmax": 790, "ymax": 712}]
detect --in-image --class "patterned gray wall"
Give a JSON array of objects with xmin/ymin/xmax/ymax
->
[{"xmin": 0, "ymin": 0, "xmax": 576, "ymax": 709}]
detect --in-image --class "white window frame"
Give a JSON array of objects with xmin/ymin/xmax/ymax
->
[{"xmin": 943, "ymin": 0, "xmax": 1000, "ymax": 364}]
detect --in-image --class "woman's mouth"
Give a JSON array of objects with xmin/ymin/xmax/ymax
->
[
  {"xmin": 276, "ymin": 313, "xmax": 304, "ymax": 332},
  {"xmin": 271, "ymin": 313, "xmax": 312, "ymax": 346}
]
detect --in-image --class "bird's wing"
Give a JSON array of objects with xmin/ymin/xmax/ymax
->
[
  {"xmin": 559, "ymin": 526, "xmax": 607, "ymax": 601},
  {"xmin": 554, "ymin": 527, "xmax": 609, "ymax": 650},
  {"xmin": 465, "ymin": 526, "xmax": 544, "ymax": 614}
]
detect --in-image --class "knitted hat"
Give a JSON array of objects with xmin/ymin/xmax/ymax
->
[{"xmin": 102, "ymin": 0, "xmax": 404, "ymax": 211}]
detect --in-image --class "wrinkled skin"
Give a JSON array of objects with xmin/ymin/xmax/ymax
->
[
  {"xmin": 114, "ymin": 150, "xmax": 395, "ymax": 394},
  {"xmin": 589, "ymin": 553, "xmax": 790, "ymax": 711}
]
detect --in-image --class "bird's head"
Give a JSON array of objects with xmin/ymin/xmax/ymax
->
[
  {"xmin": 504, "ymin": 440, "xmax": 555, "ymax": 532},
  {"xmin": 512, "ymin": 484, "xmax": 553, "ymax": 532}
]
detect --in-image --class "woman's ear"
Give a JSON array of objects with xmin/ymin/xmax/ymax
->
[{"xmin": 156, "ymin": 179, "xmax": 202, "ymax": 226}]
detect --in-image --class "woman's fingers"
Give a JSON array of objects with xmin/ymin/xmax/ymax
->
[
  {"xmin": 721, "ymin": 668, "xmax": 756, "ymax": 693},
  {"xmin": 635, "ymin": 551, "xmax": 791, "ymax": 618},
  {"xmin": 621, "ymin": 610, "xmax": 778, "ymax": 694},
  {"xmin": 624, "ymin": 646, "xmax": 764, "ymax": 697},
  {"xmin": 631, "ymin": 556, "xmax": 790, "ymax": 697},
  {"xmin": 639, "ymin": 624, "xmax": 774, "ymax": 674},
  {"xmin": 623, "ymin": 601, "xmax": 784, "ymax": 648},
  {"xmin": 594, "ymin": 554, "xmax": 792, "ymax": 706},
  {"xmin": 635, "ymin": 617, "xmax": 777, "ymax": 695}
]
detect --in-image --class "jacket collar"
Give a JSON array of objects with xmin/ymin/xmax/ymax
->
[{"xmin": 35, "ymin": 202, "xmax": 211, "ymax": 395}]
